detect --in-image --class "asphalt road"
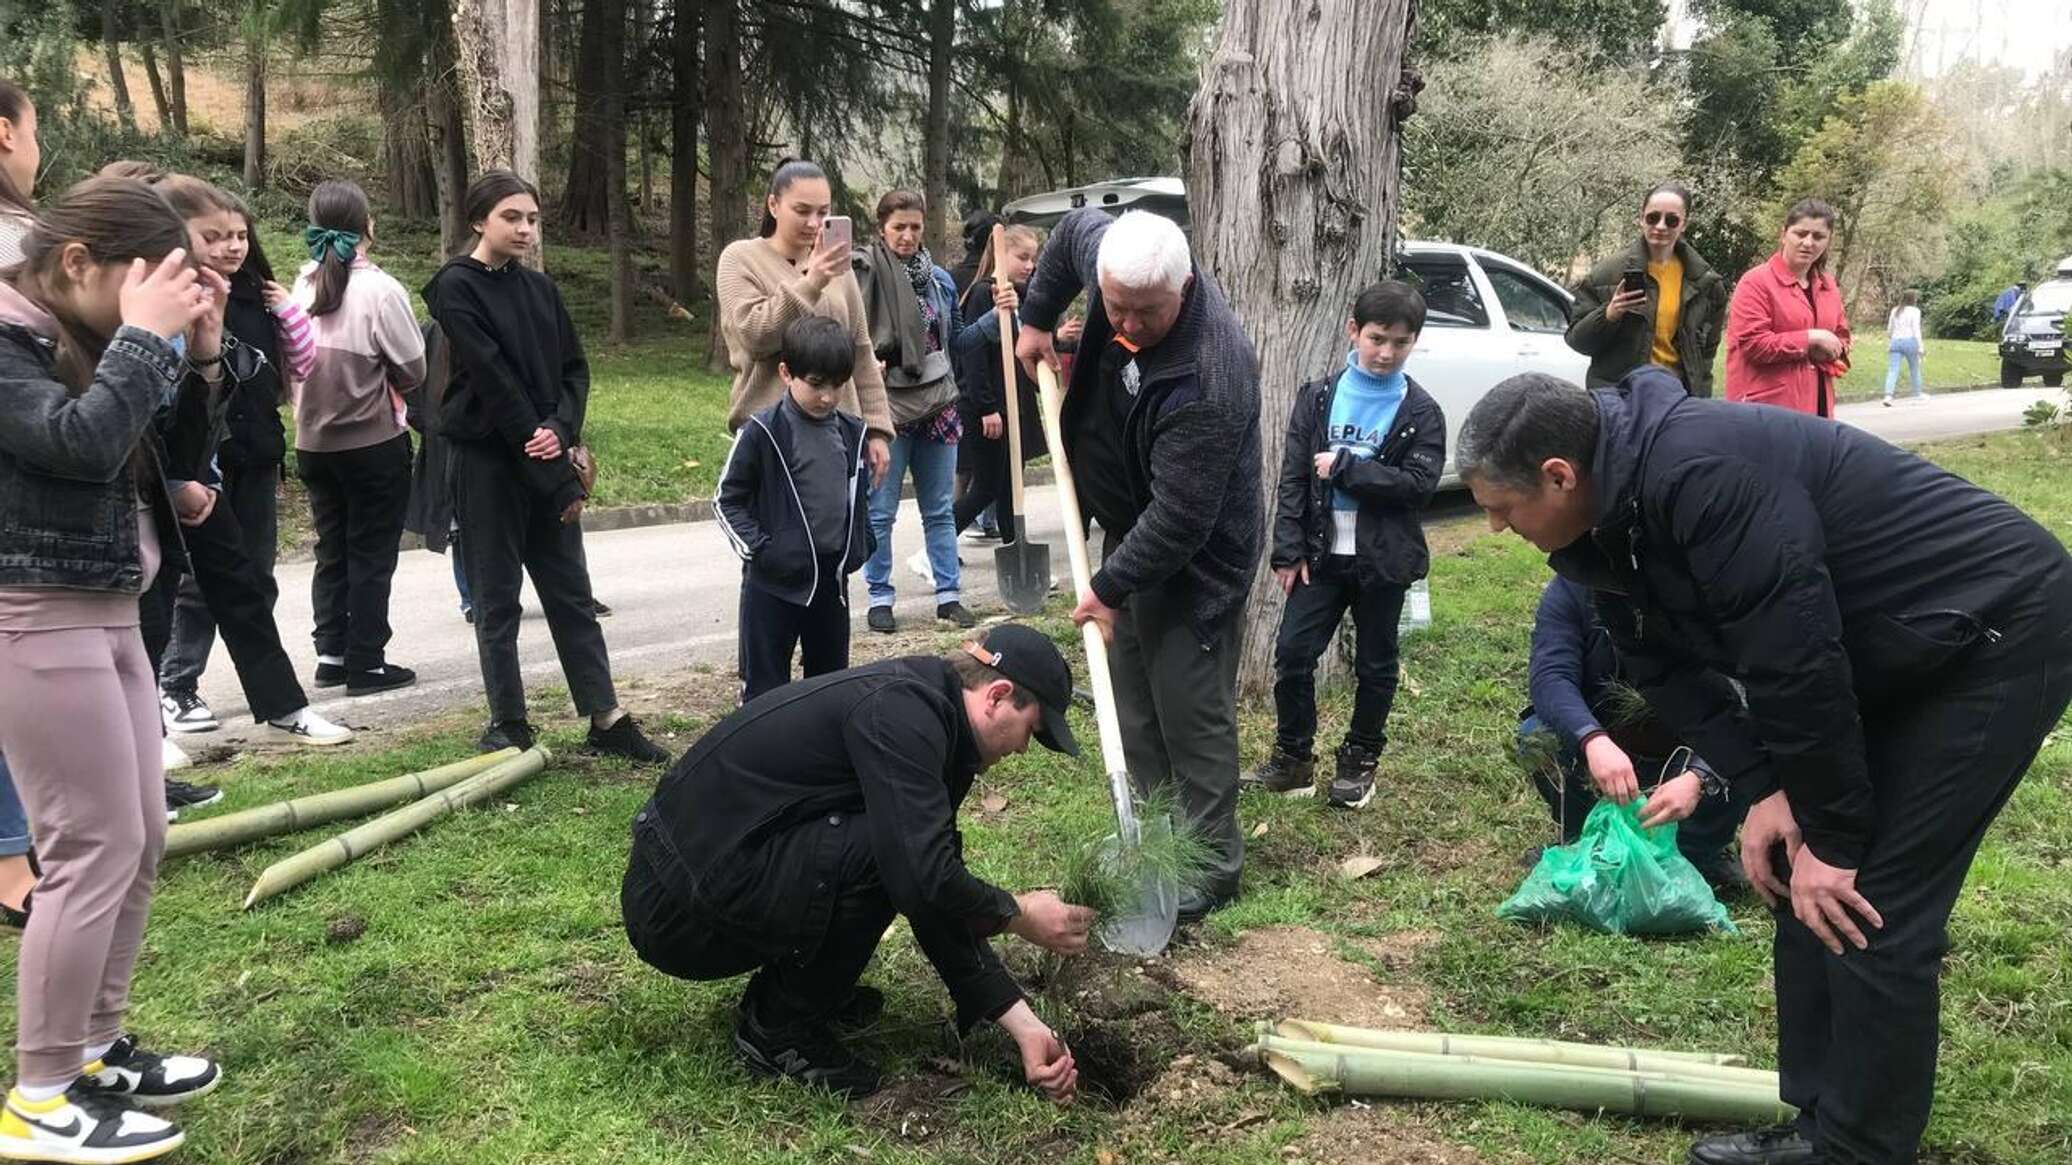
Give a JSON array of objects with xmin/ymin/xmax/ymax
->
[{"xmin": 183, "ymin": 386, "xmax": 2061, "ymax": 745}]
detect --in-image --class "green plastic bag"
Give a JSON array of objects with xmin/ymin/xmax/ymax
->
[{"xmin": 1499, "ymin": 799, "xmax": 1736, "ymax": 936}]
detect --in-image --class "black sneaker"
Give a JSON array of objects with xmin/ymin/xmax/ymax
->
[
  {"xmin": 74, "ymin": 1035, "xmax": 222, "ymax": 1108},
  {"xmin": 478, "ymin": 720, "xmax": 536, "ymax": 753},
  {"xmin": 587, "ymin": 716, "xmax": 671, "ymax": 764},
  {"xmin": 164, "ymin": 780, "xmax": 222, "ymax": 821},
  {"xmin": 314, "ymin": 662, "xmax": 348, "ymax": 688},
  {"xmin": 832, "ymin": 985, "xmax": 884, "ymax": 1031},
  {"xmin": 1239, "ymin": 747, "xmax": 1315, "ymax": 797},
  {"xmin": 2, "ymin": 889, "xmax": 30, "ymax": 929},
  {"xmin": 733, "ymin": 1003, "xmax": 882, "ymax": 1099},
  {"xmin": 462, "ymin": 606, "xmax": 476, "ymax": 625},
  {"xmin": 1178, "ymin": 889, "xmax": 1236, "ymax": 925},
  {"xmin": 346, "ymin": 663, "xmax": 417, "ymax": 697},
  {"xmin": 159, "ymin": 689, "xmax": 218, "ymax": 734},
  {"xmin": 936, "ymin": 601, "xmax": 977, "ymax": 628},
  {"xmin": 1327, "ymin": 743, "xmax": 1379, "ymax": 810},
  {"xmin": 1687, "ymin": 1126, "xmax": 1818, "ymax": 1165},
  {"xmin": 867, "ymin": 606, "xmax": 897, "ymax": 634},
  {"xmin": 0, "ymin": 1088, "xmax": 183, "ymax": 1162},
  {"xmin": 592, "ymin": 599, "xmax": 614, "ymax": 618}
]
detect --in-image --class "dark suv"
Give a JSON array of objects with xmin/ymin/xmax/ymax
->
[{"xmin": 2000, "ymin": 274, "xmax": 2070, "ymax": 388}]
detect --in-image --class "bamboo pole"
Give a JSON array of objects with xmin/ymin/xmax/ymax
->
[
  {"xmin": 1273, "ymin": 1020, "xmax": 1758, "ymax": 1077},
  {"xmin": 1251, "ymin": 1033, "xmax": 1794, "ymax": 1122},
  {"xmin": 241, "ymin": 747, "xmax": 550, "ymax": 909},
  {"xmin": 165, "ymin": 750, "xmax": 521, "ymax": 858}
]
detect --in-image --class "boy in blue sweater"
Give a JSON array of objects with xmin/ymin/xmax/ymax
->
[
  {"xmin": 1243, "ymin": 283, "xmax": 1446, "ymax": 808},
  {"xmin": 717, "ymin": 316, "xmax": 875, "ymax": 701}
]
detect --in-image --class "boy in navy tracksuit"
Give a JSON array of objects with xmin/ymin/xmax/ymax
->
[
  {"xmin": 717, "ymin": 316, "xmax": 874, "ymax": 701},
  {"xmin": 1243, "ymin": 282, "xmax": 1446, "ymax": 808}
]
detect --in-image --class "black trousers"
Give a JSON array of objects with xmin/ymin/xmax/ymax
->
[
  {"xmin": 452, "ymin": 440, "xmax": 617, "ymax": 724},
  {"xmin": 1109, "ymin": 569, "xmax": 1245, "ymax": 898},
  {"xmin": 140, "ymin": 486, "xmax": 308, "ymax": 724},
  {"xmin": 1271, "ymin": 556, "xmax": 1405, "ymax": 757},
  {"xmin": 298, "ymin": 434, "xmax": 412, "ymax": 671},
  {"xmin": 622, "ymin": 819, "xmax": 892, "ymax": 1028},
  {"xmin": 1775, "ymin": 633, "xmax": 2072, "ymax": 1164},
  {"xmin": 952, "ymin": 436, "xmax": 1020, "ymax": 541},
  {"xmin": 738, "ymin": 574, "xmax": 850, "ymax": 703},
  {"xmin": 160, "ymin": 459, "xmax": 280, "ymax": 693}
]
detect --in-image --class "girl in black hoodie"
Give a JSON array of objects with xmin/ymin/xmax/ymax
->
[{"xmin": 421, "ymin": 171, "xmax": 665, "ymax": 762}]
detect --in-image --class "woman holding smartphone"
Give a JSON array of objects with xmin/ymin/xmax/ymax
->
[{"xmin": 1564, "ymin": 182, "xmax": 1729, "ymax": 397}]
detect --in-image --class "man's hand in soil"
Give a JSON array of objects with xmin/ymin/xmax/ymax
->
[
  {"xmin": 1007, "ymin": 890, "xmax": 1094, "ymax": 955},
  {"xmin": 997, "ymin": 1000, "xmax": 1077, "ymax": 1105}
]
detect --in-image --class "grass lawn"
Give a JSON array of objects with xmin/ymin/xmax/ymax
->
[{"xmin": 13, "ymin": 428, "xmax": 2069, "ymax": 1163}]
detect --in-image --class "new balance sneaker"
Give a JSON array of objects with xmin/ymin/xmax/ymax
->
[
  {"xmin": 1327, "ymin": 743, "xmax": 1380, "ymax": 810},
  {"xmin": 0, "ymin": 1087, "xmax": 183, "ymax": 1163},
  {"xmin": 832, "ymin": 985, "xmax": 884, "ymax": 1031},
  {"xmin": 158, "ymin": 691, "xmax": 217, "ymax": 735},
  {"xmin": 163, "ymin": 781, "xmax": 222, "ymax": 822},
  {"xmin": 75, "ymin": 1036, "xmax": 221, "ymax": 1109},
  {"xmin": 733, "ymin": 1004, "xmax": 882, "ymax": 1099},
  {"xmin": 866, "ymin": 606, "xmax": 897, "ymax": 634},
  {"xmin": 935, "ymin": 601, "xmax": 977, "ymax": 629},
  {"xmin": 159, "ymin": 738, "xmax": 192, "ymax": 774},
  {"xmin": 1239, "ymin": 747, "xmax": 1315, "ymax": 797},
  {"xmin": 313, "ymin": 662, "xmax": 347, "ymax": 688},
  {"xmin": 478, "ymin": 720, "xmax": 536, "ymax": 753},
  {"xmin": 586, "ymin": 716, "xmax": 671, "ymax": 764},
  {"xmin": 345, "ymin": 664, "xmax": 416, "ymax": 697},
  {"xmin": 266, "ymin": 707, "xmax": 353, "ymax": 747}
]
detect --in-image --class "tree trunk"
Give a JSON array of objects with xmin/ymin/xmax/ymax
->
[
  {"xmin": 669, "ymin": 0, "xmax": 700, "ymax": 305},
  {"xmin": 139, "ymin": 40, "xmax": 172, "ymax": 132},
  {"xmin": 160, "ymin": 0, "xmax": 188, "ymax": 136},
  {"xmin": 103, "ymin": 1, "xmax": 138, "ymax": 134},
  {"xmin": 604, "ymin": 0, "xmax": 633, "ymax": 341},
  {"xmin": 429, "ymin": 16, "xmax": 472, "ymax": 256},
  {"xmin": 634, "ymin": 0, "xmax": 653, "ymax": 214},
  {"xmin": 561, "ymin": 0, "xmax": 620, "ymax": 236},
  {"xmin": 922, "ymin": 0, "xmax": 954, "ymax": 258},
  {"xmin": 455, "ymin": 0, "xmax": 544, "ymax": 265},
  {"xmin": 243, "ymin": 40, "xmax": 267, "ymax": 189},
  {"xmin": 382, "ymin": 84, "xmax": 440, "ymax": 219},
  {"xmin": 1185, "ymin": 0, "xmax": 1418, "ymax": 695},
  {"xmin": 703, "ymin": 0, "xmax": 748, "ymax": 374}
]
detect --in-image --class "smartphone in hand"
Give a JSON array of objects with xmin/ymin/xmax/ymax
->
[
  {"xmin": 1619, "ymin": 266, "xmax": 1647, "ymax": 297},
  {"xmin": 822, "ymin": 215, "xmax": 854, "ymax": 253}
]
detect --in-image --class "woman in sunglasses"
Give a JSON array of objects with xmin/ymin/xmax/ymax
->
[{"xmin": 1564, "ymin": 182, "xmax": 1729, "ymax": 398}]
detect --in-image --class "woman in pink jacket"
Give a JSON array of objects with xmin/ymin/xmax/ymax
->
[{"xmin": 1724, "ymin": 199, "xmax": 1852, "ymax": 416}]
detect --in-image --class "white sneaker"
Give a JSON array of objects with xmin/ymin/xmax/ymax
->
[
  {"xmin": 160, "ymin": 738, "xmax": 192, "ymax": 773},
  {"xmin": 0, "ymin": 1087, "xmax": 183, "ymax": 1164},
  {"xmin": 266, "ymin": 707, "xmax": 353, "ymax": 747},
  {"xmin": 159, "ymin": 690, "xmax": 217, "ymax": 734}
]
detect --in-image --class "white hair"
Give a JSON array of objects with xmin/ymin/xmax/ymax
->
[{"xmin": 1096, "ymin": 211, "xmax": 1192, "ymax": 294}]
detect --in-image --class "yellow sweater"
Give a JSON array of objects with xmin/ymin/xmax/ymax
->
[
  {"xmin": 716, "ymin": 236, "xmax": 893, "ymax": 438},
  {"xmin": 1648, "ymin": 257, "xmax": 1683, "ymax": 368}
]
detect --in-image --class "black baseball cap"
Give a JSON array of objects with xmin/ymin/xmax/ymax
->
[{"xmin": 962, "ymin": 624, "xmax": 1079, "ymax": 756}]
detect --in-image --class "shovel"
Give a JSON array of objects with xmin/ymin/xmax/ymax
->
[
  {"xmin": 989, "ymin": 224, "xmax": 1052, "ymax": 614},
  {"xmin": 1032, "ymin": 362, "xmax": 1178, "ymax": 958}
]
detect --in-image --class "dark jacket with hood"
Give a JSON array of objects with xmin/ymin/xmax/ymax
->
[
  {"xmin": 0, "ymin": 282, "xmax": 186, "ymax": 590},
  {"xmin": 1018, "ymin": 207, "xmax": 1263, "ymax": 641},
  {"xmin": 1565, "ymin": 238, "xmax": 1728, "ymax": 397},
  {"xmin": 633, "ymin": 656, "xmax": 1024, "ymax": 1031},
  {"xmin": 715, "ymin": 396, "xmax": 874, "ymax": 607},
  {"xmin": 1270, "ymin": 372, "xmax": 1445, "ymax": 586},
  {"xmin": 421, "ymin": 256, "xmax": 588, "ymax": 512},
  {"xmin": 1547, "ymin": 366, "xmax": 2072, "ymax": 869},
  {"xmin": 217, "ymin": 268, "xmax": 289, "ymax": 470}
]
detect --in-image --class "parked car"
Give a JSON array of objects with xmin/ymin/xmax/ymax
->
[
  {"xmin": 1001, "ymin": 178, "xmax": 1590, "ymax": 483},
  {"xmin": 1999, "ymin": 275, "xmax": 2070, "ymax": 388}
]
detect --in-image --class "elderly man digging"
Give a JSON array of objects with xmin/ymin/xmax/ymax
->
[{"xmin": 1016, "ymin": 209, "xmax": 1264, "ymax": 921}]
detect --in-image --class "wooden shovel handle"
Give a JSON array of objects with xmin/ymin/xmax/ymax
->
[{"xmin": 993, "ymin": 223, "xmax": 1027, "ymax": 512}]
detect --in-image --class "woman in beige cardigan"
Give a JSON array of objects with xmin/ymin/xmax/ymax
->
[{"xmin": 717, "ymin": 159, "xmax": 892, "ymax": 488}]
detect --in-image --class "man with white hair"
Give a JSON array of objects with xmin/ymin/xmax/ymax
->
[{"xmin": 1016, "ymin": 208, "xmax": 1262, "ymax": 920}]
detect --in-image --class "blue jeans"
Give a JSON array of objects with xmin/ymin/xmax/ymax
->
[
  {"xmin": 864, "ymin": 432, "xmax": 961, "ymax": 609},
  {"xmin": 0, "ymin": 753, "xmax": 30, "ymax": 859},
  {"xmin": 1884, "ymin": 339, "xmax": 1924, "ymax": 399}
]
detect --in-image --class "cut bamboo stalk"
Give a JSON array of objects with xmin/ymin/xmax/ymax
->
[
  {"xmin": 1252, "ymin": 1034, "xmax": 1794, "ymax": 1122},
  {"xmin": 165, "ymin": 749, "xmax": 521, "ymax": 858},
  {"xmin": 241, "ymin": 747, "xmax": 550, "ymax": 909},
  {"xmin": 1273, "ymin": 1020, "xmax": 1760, "ymax": 1078}
]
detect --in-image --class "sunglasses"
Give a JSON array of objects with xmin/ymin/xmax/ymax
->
[{"xmin": 1644, "ymin": 211, "xmax": 1684, "ymax": 229}]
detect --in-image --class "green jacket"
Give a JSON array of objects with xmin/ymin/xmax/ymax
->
[{"xmin": 1564, "ymin": 238, "xmax": 1728, "ymax": 397}]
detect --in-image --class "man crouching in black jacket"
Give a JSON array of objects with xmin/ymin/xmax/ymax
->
[
  {"xmin": 621, "ymin": 624, "xmax": 1093, "ymax": 1102},
  {"xmin": 1458, "ymin": 367, "xmax": 2072, "ymax": 1165}
]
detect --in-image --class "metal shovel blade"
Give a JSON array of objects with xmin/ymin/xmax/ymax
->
[
  {"xmin": 993, "ymin": 518, "xmax": 1051, "ymax": 614},
  {"xmin": 1096, "ymin": 812, "xmax": 1180, "ymax": 958}
]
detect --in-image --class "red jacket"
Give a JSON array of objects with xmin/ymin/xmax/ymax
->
[{"xmin": 1724, "ymin": 252, "xmax": 1851, "ymax": 415}]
